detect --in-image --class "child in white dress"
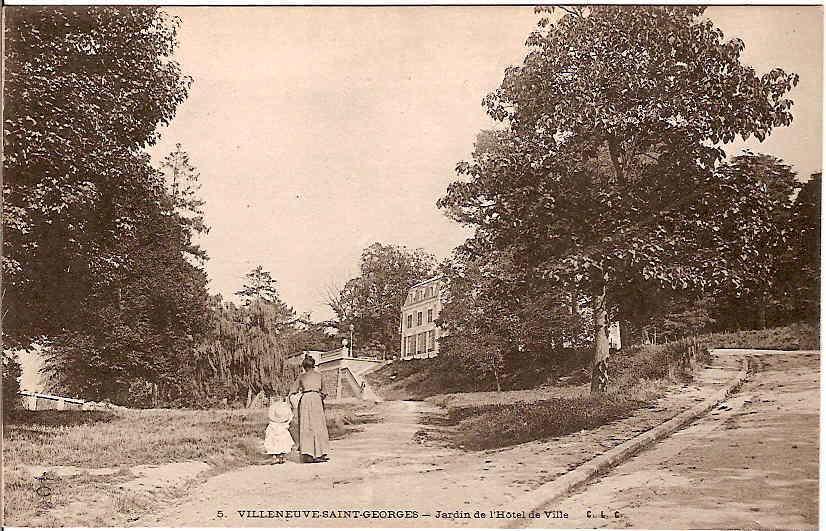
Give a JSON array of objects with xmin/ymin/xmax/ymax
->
[{"xmin": 264, "ymin": 397, "xmax": 294, "ymax": 464}]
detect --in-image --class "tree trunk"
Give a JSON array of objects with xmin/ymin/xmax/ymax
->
[
  {"xmin": 245, "ymin": 386, "xmax": 253, "ymax": 408},
  {"xmin": 565, "ymin": 289, "xmax": 579, "ymax": 347},
  {"xmin": 591, "ymin": 281, "xmax": 610, "ymax": 394},
  {"xmin": 493, "ymin": 365, "xmax": 501, "ymax": 392},
  {"xmin": 607, "ymin": 137, "xmax": 627, "ymax": 187},
  {"xmin": 759, "ymin": 291, "xmax": 768, "ymax": 329}
]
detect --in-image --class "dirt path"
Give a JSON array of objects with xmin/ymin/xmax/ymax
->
[
  {"xmin": 525, "ymin": 349, "xmax": 819, "ymax": 530},
  {"xmin": 138, "ymin": 350, "xmax": 750, "ymax": 528}
]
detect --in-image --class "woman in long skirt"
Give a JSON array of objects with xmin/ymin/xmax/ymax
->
[{"xmin": 289, "ymin": 356, "xmax": 330, "ymax": 463}]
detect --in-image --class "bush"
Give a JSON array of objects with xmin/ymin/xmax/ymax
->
[{"xmin": 611, "ymin": 336, "xmax": 707, "ymax": 388}]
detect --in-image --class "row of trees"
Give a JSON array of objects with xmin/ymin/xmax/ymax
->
[
  {"xmin": 319, "ymin": 8, "xmax": 821, "ymax": 390},
  {"xmin": 434, "ymin": 6, "xmax": 818, "ymax": 392}
]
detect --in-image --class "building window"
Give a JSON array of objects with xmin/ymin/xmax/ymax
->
[
  {"xmin": 407, "ymin": 336, "xmax": 415, "ymax": 355},
  {"xmin": 427, "ymin": 330, "xmax": 435, "ymax": 351},
  {"xmin": 426, "ymin": 287, "xmax": 432, "ymax": 298},
  {"xmin": 417, "ymin": 332, "xmax": 426, "ymax": 354},
  {"xmin": 427, "ymin": 308, "xmax": 433, "ymax": 323},
  {"xmin": 417, "ymin": 312, "xmax": 422, "ymax": 326},
  {"xmin": 407, "ymin": 314, "xmax": 412, "ymax": 329}
]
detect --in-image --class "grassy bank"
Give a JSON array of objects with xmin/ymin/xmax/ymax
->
[
  {"xmin": 426, "ymin": 322, "xmax": 818, "ymax": 451},
  {"xmin": 446, "ymin": 392, "xmax": 646, "ymax": 451},
  {"xmin": 365, "ymin": 347, "xmax": 591, "ymax": 402},
  {"xmin": 368, "ymin": 322, "xmax": 819, "ymax": 404},
  {"xmin": 448, "ymin": 339, "xmax": 699, "ymax": 450},
  {"xmin": 700, "ymin": 321, "xmax": 819, "ymax": 350},
  {"xmin": 3, "ymin": 401, "xmax": 375, "ymax": 527}
]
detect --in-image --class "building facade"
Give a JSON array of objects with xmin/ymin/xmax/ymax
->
[{"xmin": 400, "ymin": 276, "xmax": 443, "ymax": 360}]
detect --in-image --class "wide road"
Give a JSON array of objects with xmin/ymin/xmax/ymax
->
[{"xmin": 528, "ymin": 349, "xmax": 820, "ymax": 530}]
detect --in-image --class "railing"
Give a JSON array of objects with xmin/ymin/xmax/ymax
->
[
  {"xmin": 320, "ymin": 347, "xmax": 348, "ymax": 361},
  {"xmin": 18, "ymin": 391, "xmax": 84, "ymax": 404},
  {"xmin": 18, "ymin": 390, "xmax": 127, "ymax": 411}
]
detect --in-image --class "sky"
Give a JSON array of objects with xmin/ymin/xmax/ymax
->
[{"xmin": 145, "ymin": 6, "xmax": 823, "ymax": 322}]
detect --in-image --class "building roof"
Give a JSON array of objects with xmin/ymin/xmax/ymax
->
[{"xmin": 408, "ymin": 276, "xmax": 444, "ymax": 290}]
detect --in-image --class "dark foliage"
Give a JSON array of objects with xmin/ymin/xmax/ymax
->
[
  {"xmin": 4, "ymin": 7, "xmax": 210, "ymax": 405},
  {"xmin": 2, "ymin": 354, "xmax": 23, "ymax": 417}
]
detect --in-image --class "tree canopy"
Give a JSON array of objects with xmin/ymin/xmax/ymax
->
[
  {"xmin": 192, "ymin": 267, "xmax": 337, "ymax": 406},
  {"xmin": 4, "ymin": 8, "xmax": 210, "ymax": 404},
  {"xmin": 4, "ymin": 6, "xmax": 192, "ymax": 347},
  {"xmin": 439, "ymin": 6, "xmax": 799, "ymax": 392}
]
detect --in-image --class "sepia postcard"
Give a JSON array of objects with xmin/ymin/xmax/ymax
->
[{"xmin": 2, "ymin": 3, "xmax": 821, "ymax": 530}]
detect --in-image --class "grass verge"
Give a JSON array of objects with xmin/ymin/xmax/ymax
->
[
  {"xmin": 448, "ymin": 393, "xmax": 645, "ymax": 451},
  {"xmin": 3, "ymin": 400, "xmax": 376, "ymax": 527}
]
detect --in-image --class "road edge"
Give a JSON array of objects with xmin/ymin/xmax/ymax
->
[{"xmin": 504, "ymin": 353, "xmax": 750, "ymax": 528}]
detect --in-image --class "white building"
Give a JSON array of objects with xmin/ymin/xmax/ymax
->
[{"xmin": 399, "ymin": 276, "xmax": 444, "ymax": 360}]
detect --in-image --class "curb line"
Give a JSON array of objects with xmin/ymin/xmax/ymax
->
[{"xmin": 504, "ymin": 355, "xmax": 750, "ymax": 528}]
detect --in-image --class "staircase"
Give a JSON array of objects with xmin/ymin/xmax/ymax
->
[{"xmin": 323, "ymin": 362, "xmax": 387, "ymax": 403}]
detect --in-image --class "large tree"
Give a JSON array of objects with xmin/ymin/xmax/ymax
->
[
  {"xmin": 4, "ymin": 6, "xmax": 192, "ymax": 347},
  {"xmin": 716, "ymin": 152, "xmax": 798, "ymax": 329},
  {"xmin": 440, "ymin": 6, "xmax": 798, "ymax": 393},
  {"xmin": 193, "ymin": 268, "xmax": 336, "ymax": 406},
  {"xmin": 328, "ymin": 243, "xmax": 438, "ymax": 357},
  {"xmin": 3, "ymin": 7, "xmax": 212, "ymax": 402},
  {"xmin": 41, "ymin": 147, "xmax": 211, "ymax": 403},
  {"xmin": 193, "ymin": 295, "xmax": 300, "ymax": 405}
]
